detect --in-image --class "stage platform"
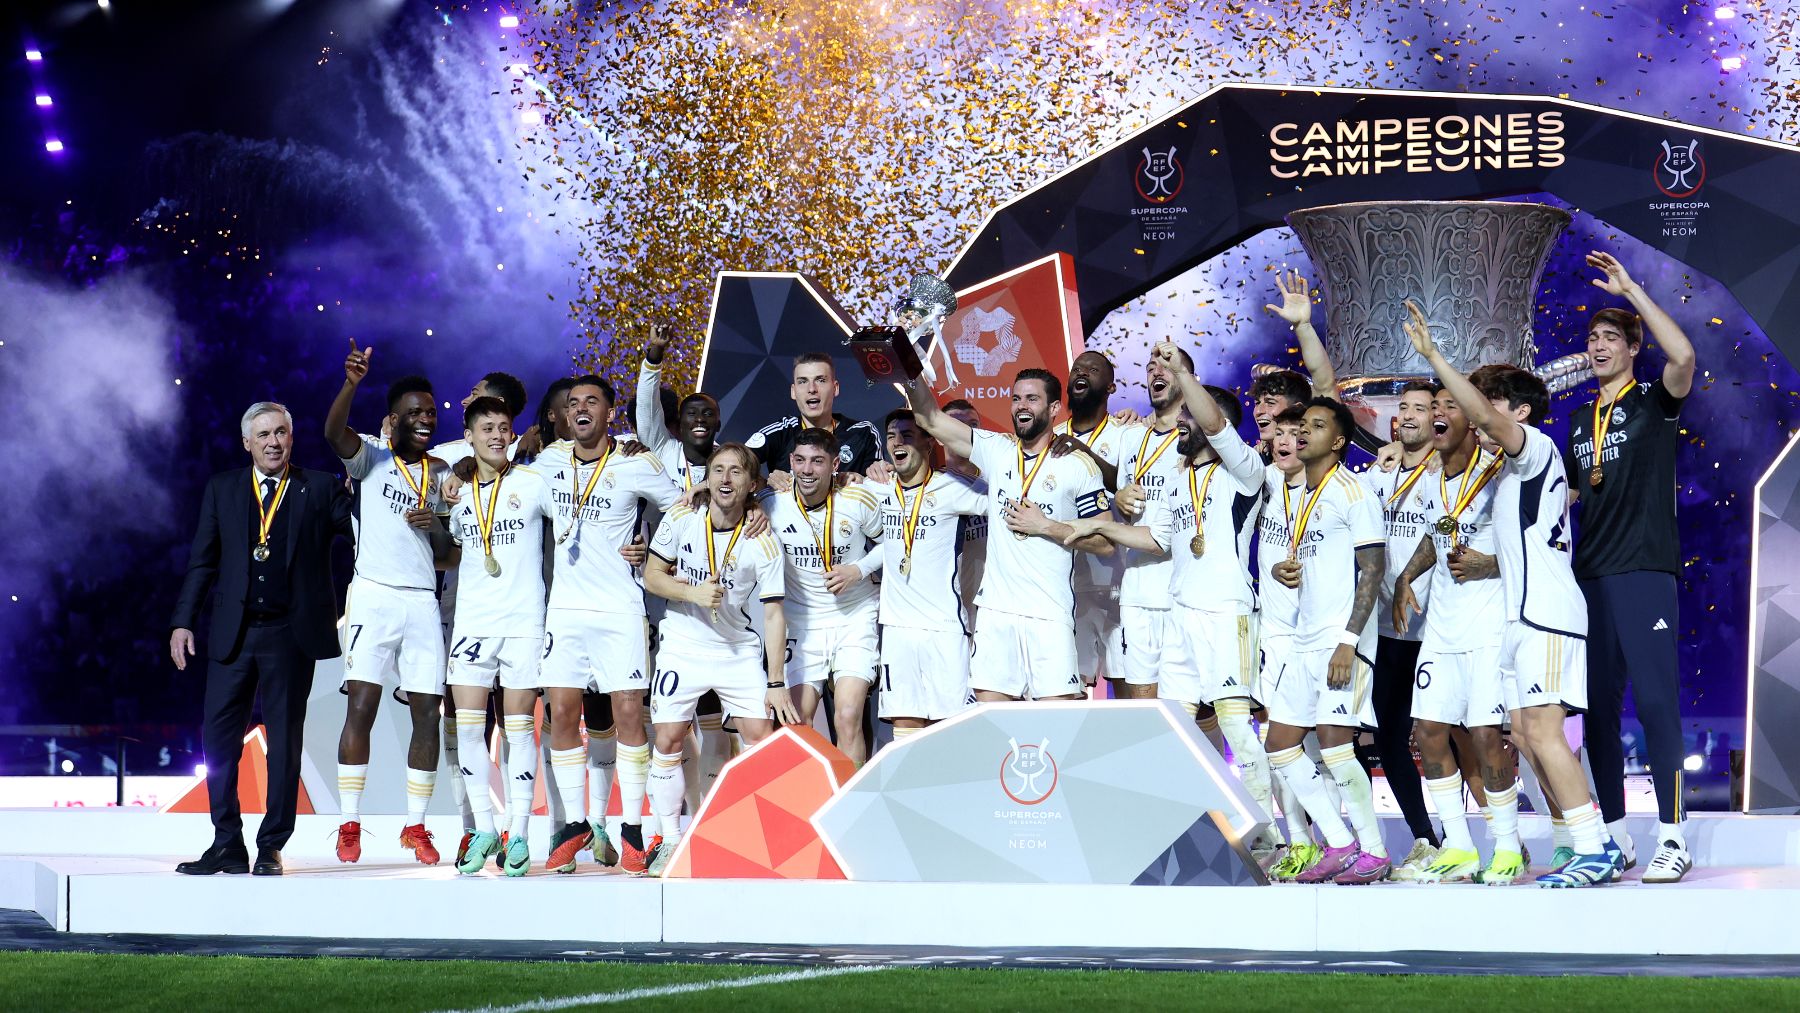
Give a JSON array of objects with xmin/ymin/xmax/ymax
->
[{"xmin": 3, "ymin": 810, "xmax": 1797, "ymax": 957}]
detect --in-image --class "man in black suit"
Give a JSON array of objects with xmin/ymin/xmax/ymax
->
[{"xmin": 169, "ymin": 401, "xmax": 353, "ymax": 876}]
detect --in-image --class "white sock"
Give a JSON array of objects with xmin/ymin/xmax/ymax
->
[
  {"xmin": 1304, "ymin": 733, "xmax": 1343, "ymax": 813},
  {"xmin": 1270, "ymin": 745, "xmax": 1353, "ymax": 849},
  {"xmin": 405, "ymin": 766, "xmax": 436, "ymax": 825},
  {"xmin": 1566, "ymin": 800, "xmax": 1605, "ymax": 854},
  {"xmin": 550, "ymin": 746, "xmax": 586, "ymax": 824},
  {"xmin": 337, "ymin": 762, "xmax": 368, "ymax": 822},
  {"xmin": 1321, "ymin": 743, "xmax": 1385, "ymax": 859},
  {"xmin": 454, "ymin": 709, "xmax": 496, "ymax": 835},
  {"xmin": 617, "ymin": 742, "xmax": 651, "ymax": 831},
  {"xmin": 697, "ymin": 713, "xmax": 729, "ymax": 806},
  {"xmin": 648, "ymin": 749, "xmax": 686, "ymax": 845},
  {"xmin": 1658, "ymin": 820, "xmax": 1686, "ymax": 849},
  {"xmin": 502, "ymin": 715, "xmax": 536, "ymax": 839},
  {"xmin": 1488, "ymin": 782, "xmax": 1521, "ymax": 853},
  {"xmin": 1427, "ymin": 774, "xmax": 1474, "ymax": 852},
  {"xmin": 893, "ymin": 725, "xmax": 922, "ymax": 739},
  {"xmin": 586, "ymin": 725, "xmax": 616, "ymax": 828},
  {"xmin": 1262, "ymin": 725, "xmax": 1311, "ymax": 843},
  {"xmin": 442, "ymin": 712, "xmax": 474, "ymax": 831},
  {"xmin": 1552, "ymin": 816, "xmax": 1572, "ymax": 850},
  {"xmin": 1216, "ymin": 699, "xmax": 1278, "ymax": 842},
  {"xmin": 681, "ymin": 726, "xmax": 703, "ymax": 815}
]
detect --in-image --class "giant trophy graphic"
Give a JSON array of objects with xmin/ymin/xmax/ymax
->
[{"xmin": 1284, "ymin": 200, "xmax": 1591, "ymax": 444}]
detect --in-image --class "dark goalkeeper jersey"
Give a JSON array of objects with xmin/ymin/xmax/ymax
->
[{"xmin": 1562, "ymin": 379, "xmax": 1686, "ymax": 579}]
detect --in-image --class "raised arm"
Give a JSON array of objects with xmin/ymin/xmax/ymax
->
[
  {"xmin": 902, "ymin": 374, "xmax": 974, "ymax": 459},
  {"xmin": 1588, "ymin": 251, "xmax": 1695, "ymax": 399},
  {"xmin": 635, "ymin": 324, "xmax": 675, "ymax": 454},
  {"xmin": 1403, "ymin": 300, "xmax": 1523, "ymax": 456},
  {"xmin": 325, "ymin": 339, "xmax": 371, "ymax": 460},
  {"xmin": 1265, "ymin": 269, "xmax": 1336, "ymax": 396}
]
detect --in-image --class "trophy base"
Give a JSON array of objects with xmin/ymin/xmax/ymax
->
[{"xmin": 846, "ymin": 325, "xmax": 924, "ymax": 386}]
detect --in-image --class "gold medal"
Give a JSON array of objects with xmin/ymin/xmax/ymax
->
[
  {"xmin": 900, "ymin": 555, "xmax": 912, "ymax": 578},
  {"xmin": 1589, "ymin": 465, "xmax": 1604, "ymax": 489},
  {"xmin": 1587, "ymin": 379, "xmax": 1636, "ymax": 493},
  {"xmin": 473, "ymin": 465, "xmax": 507, "ymax": 576},
  {"xmin": 706, "ymin": 515, "xmax": 745, "ymax": 625},
  {"xmin": 1435, "ymin": 516, "xmax": 1457, "ymax": 535},
  {"xmin": 894, "ymin": 469, "xmax": 931, "ymax": 581},
  {"xmin": 1189, "ymin": 532, "xmax": 1205, "ymax": 557},
  {"xmin": 1011, "ymin": 438, "xmax": 1052, "ymax": 543},
  {"xmin": 1435, "ymin": 451, "xmax": 1504, "ymax": 549},
  {"xmin": 794, "ymin": 484, "xmax": 835, "ymax": 573},
  {"xmin": 250, "ymin": 466, "xmax": 290, "ymax": 564},
  {"xmin": 1188, "ymin": 461, "xmax": 1219, "ymax": 560},
  {"xmin": 559, "ymin": 443, "xmax": 613, "ymax": 544},
  {"xmin": 484, "ymin": 553, "xmax": 501, "ymax": 577}
]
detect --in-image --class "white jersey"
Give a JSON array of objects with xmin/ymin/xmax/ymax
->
[
  {"xmin": 762, "ymin": 484, "xmax": 884, "ymax": 631},
  {"xmin": 1056, "ymin": 419, "xmax": 1127, "ymax": 595},
  {"xmin": 1361, "ymin": 456, "xmax": 1436, "ymax": 641},
  {"xmin": 649, "ymin": 505, "xmax": 785, "ymax": 653},
  {"xmin": 1291, "ymin": 464, "xmax": 1385, "ymax": 657},
  {"xmin": 1495, "ymin": 425, "xmax": 1588, "ymax": 637},
  {"xmin": 969, "ymin": 429, "xmax": 1110, "ymax": 625},
  {"xmin": 1415, "ymin": 449, "xmax": 1506, "ymax": 652},
  {"xmin": 343, "ymin": 440, "xmax": 450, "ymax": 591},
  {"xmin": 446, "ymin": 466, "xmax": 556, "ymax": 637},
  {"xmin": 1256, "ymin": 465, "xmax": 1304, "ymax": 636},
  {"xmin": 429, "ymin": 437, "xmax": 520, "ymax": 624},
  {"xmin": 536, "ymin": 439, "xmax": 682, "ymax": 615},
  {"xmin": 874, "ymin": 470, "xmax": 988, "ymax": 633},
  {"xmin": 634, "ymin": 360, "xmax": 707, "ymax": 492},
  {"xmin": 1146, "ymin": 423, "xmax": 1265, "ymax": 616},
  {"xmin": 1117, "ymin": 421, "xmax": 1187, "ymax": 609},
  {"xmin": 956, "ymin": 470, "xmax": 990, "ymax": 621}
]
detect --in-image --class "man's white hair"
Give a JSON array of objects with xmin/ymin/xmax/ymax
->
[{"xmin": 241, "ymin": 401, "xmax": 294, "ymax": 438}]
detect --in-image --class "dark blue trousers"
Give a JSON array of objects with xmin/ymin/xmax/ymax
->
[{"xmin": 1579, "ymin": 571, "xmax": 1686, "ymax": 825}]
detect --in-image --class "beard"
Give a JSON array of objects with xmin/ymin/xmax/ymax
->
[
  {"xmin": 1014, "ymin": 412, "xmax": 1050, "ymax": 443},
  {"xmin": 1067, "ymin": 386, "xmax": 1108, "ymax": 420}
]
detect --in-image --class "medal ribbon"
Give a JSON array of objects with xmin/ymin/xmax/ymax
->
[
  {"xmin": 1591, "ymin": 379, "xmax": 1637, "ymax": 471},
  {"xmin": 252, "ymin": 467, "xmax": 291, "ymax": 554},
  {"xmin": 1289, "ymin": 463, "xmax": 1339, "ymax": 560},
  {"xmin": 705, "ymin": 514, "xmax": 745, "ymax": 588},
  {"xmin": 1015, "ymin": 438, "xmax": 1053, "ymax": 501},
  {"xmin": 1188, "ymin": 461, "xmax": 1219, "ymax": 551},
  {"xmin": 389, "ymin": 441, "xmax": 431, "ymax": 509},
  {"xmin": 1057, "ymin": 416, "xmax": 1109, "ymax": 446},
  {"xmin": 1439, "ymin": 452, "xmax": 1505, "ymax": 545},
  {"xmin": 794, "ymin": 485, "xmax": 836, "ymax": 573},
  {"xmin": 473, "ymin": 466, "xmax": 507, "ymax": 563},
  {"xmin": 1133, "ymin": 427, "xmax": 1182, "ymax": 484},
  {"xmin": 561, "ymin": 442, "xmax": 614, "ymax": 541},
  {"xmin": 1385, "ymin": 449, "xmax": 1437, "ymax": 506},
  {"xmin": 895, "ymin": 469, "xmax": 931, "ymax": 571}
]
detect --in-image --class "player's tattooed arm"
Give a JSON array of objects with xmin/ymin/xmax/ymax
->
[
  {"xmin": 1447, "ymin": 547, "xmax": 1499, "ymax": 583},
  {"xmin": 1393, "ymin": 534, "xmax": 1436, "ymax": 630},
  {"xmin": 1346, "ymin": 543, "xmax": 1386, "ymax": 638},
  {"xmin": 325, "ymin": 338, "xmax": 372, "ymax": 459}
]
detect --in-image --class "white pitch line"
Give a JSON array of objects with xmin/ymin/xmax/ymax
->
[{"xmin": 431, "ymin": 964, "xmax": 887, "ymax": 1013}]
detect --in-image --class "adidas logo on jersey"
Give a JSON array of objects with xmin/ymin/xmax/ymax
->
[
  {"xmin": 682, "ymin": 543, "xmax": 693, "ymax": 553},
  {"xmin": 1332, "ymin": 704, "xmax": 1348, "ymax": 715},
  {"xmin": 459, "ymin": 766, "xmax": 473, "ymax": 777},
  {"xmin": 1653, "ymin": 618, "xmax": 1669, "ymax": 631},
  {"xmin": 784, "ymin": 524, "xmax": 799, "ymax": 533}
]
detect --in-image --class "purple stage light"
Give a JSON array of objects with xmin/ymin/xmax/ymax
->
[
  {"xmin": 498, "ymin": 14, "xmax": 519, "ymax": 28},
  {"xmin": 35, "ymin": 95, "xmax": 52, "ymax": 107},
  {"xmin": 1720, "ymin": 54, "xmax": 1745, "ymax": 71},
  {"xmin": 1715, "ymin": 5, "xmax": 1738, "ymax": 18},
  {"xmin": 25, "ymin": 49, "xmax": 43, "ymax": 62},
  {"xmin": 44, "ymin": 139, "xmax": 64, "ymax": 153}
]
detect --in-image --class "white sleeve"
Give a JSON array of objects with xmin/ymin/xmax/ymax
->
[
  {"xmin": 637, "ymin": 458, "xmax": 682, "ymax": 513},
  {"xmin": 968, "ymin": 429, "xmax": 1005, "ymax": 478},
  {"xmin": 1509, "ymin": 425, "xmax": 1555, "ymax": 474},
  {"xmin": 1073, "ymin": 457, "xmax": 1109, "ymax": 519},
  {"xmin": 1349, "ymin": 484, "xmax": 1384, "ymax": 549},
  {"xmin": 1144, "ymin": 490, "xmax": 1173, "ymax": 553},
  {"xmin": 755, "ymin": 541, "xmax": 786, "ymax": 601},
  {"xmin": 948, "ymin": 475, "xmax": 988, "ymax": 515},
  {"xmin": 636, "ymin": 360, "xmax": 673, "ymax": 455},
  {"xmin": 343, "ymin": 439, "xmax": 377, "ymax": 480},
  {"xmin": 650, "ymin": 509, "xmax": 682, "ymax": 562},
  {"xmin": 1210, "ymin": 422, "xmax": 1264, "ymax": 491}
]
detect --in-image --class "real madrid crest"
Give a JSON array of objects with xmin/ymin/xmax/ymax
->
[
  {"xmin": 507, "ymin": 493, "xmax": 522, "ymax": 510},
  {"xmin": 603, "ymin": 473, "xmax": 617, "ymax": 490},
  {"xmin": 1043, "ymin": 475, "xmax": 1057, "ymax": 492},
  {"xmin": 837, "ymin": 520, "xmax": 853, "ymax": 539}
]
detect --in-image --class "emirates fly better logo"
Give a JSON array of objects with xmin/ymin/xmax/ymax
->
[{"xmin": 999, "ymin": 737, "xmax": 1059, "ymax": 806}]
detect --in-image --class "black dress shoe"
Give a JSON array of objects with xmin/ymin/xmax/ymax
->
[
  {"xmin": 252, "ymin": 849, "xmax": 284, "ymax": 876},
  {"xmin": 176, "ymin": 843, "xmax": 250, "ymax": 875}
]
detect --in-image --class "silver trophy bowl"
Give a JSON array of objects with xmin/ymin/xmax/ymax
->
[{"xmin": 1285, "ymin": 200, "xmax": 1574, "ymax": 443}]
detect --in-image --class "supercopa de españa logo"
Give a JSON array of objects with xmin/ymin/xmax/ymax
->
[
  {"xmin": 1654, "ymin": 138, "xmax": 1705, "ymax": 198},
  {"xmin": 1135, "ymin": 146, "xmax": 1183, "ymax": 204},
  {"xmin": 999, "ymin": 736, "xmax": 1058, "ymax": 805}
]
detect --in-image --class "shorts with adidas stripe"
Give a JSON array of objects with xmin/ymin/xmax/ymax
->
[
  {"xmin": 1159, "ymin": 606, "xmax": 1258, "ymax": 706},
  {"xmin": 1499, "ymin": 620, "xmax": 1587, "ymax": 713},
  {"xmin": 1410, "ymin": 643, "xmax": 1505, "ymax": 728}
]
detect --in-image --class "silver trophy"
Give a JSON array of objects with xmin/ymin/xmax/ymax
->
[
  {"xmin": 897, "ymin": 273, "xmax": 959, "ymax": 390},
  {"xmin": 1285, "ymin": 200, "xmax": 1590, "ymax": 443}
]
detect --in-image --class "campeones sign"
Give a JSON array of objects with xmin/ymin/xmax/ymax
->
[{"xmin": 1269, "ymin": 110, "xmax": 1567, "ymax": 178}]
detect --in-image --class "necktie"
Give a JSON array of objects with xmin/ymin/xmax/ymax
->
[{"xmin": 261, "ymin": 477, "xmax": 277, "ymax": 503}]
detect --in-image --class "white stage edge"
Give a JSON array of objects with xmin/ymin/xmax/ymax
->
[{"xmin": 3, "ymin": 810, "xmax": 1798, "ymax": 956}]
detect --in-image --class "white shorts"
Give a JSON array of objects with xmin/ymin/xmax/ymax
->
[
  {"xmin": 541, "ymin": 608, "xmax": 650, "ymax": 694},
  {"xmin": 783, "ymin": 622, "xmax": 879, "ymax": 689},
  {"xmin": 651, "ymin": 640, "xmax": 768, "ymax": 726},
  {"xmin": 878, "ymin": 629, "xmax": 972, "ymax": 722},
  {"xmin": 1255, "ymin": 628, "xmax": 1294, "ymax": 706},
  {"xmin": 971, "ymin": 610, "xmax": 1083, "ymax": 700},
  {"xmin": 1500, "ymin": 622, "xmax": 1588, "ymax": 713},
  {"xmin": 1410, "ymin": 642, "xmax": 1506, "ymax": 728},
  {"xmin": 342, "ymin": 578, "xmax": 446, "ymax": 697},
  {"xmin": 1161, "ymin": 607, "xmax": 1258, "ymax": 706},
  {"xmin": 1265, "ymin": 644, "xmax": 1376, "ymax": 730},
  {"xmin": 1073, "ymin": 589, "xmax": 1124, "ymax": 684},
  {"xmin": 445, "ymin": 633, "xmax": 544, "ymax": 691},
  {"xmin": 1119, "ymin": 605, "xmax": 1167, "ymax": 686}
]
